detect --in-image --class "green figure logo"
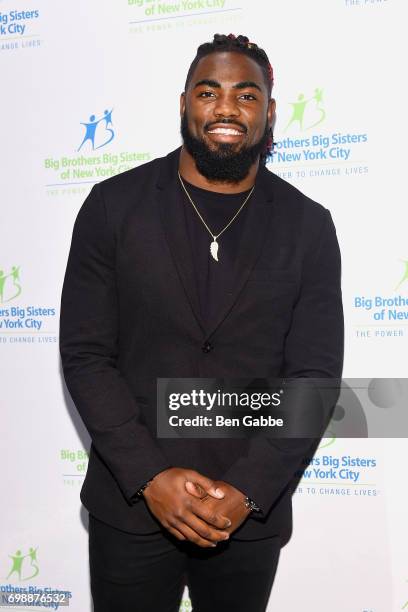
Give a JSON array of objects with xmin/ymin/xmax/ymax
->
[
  {"xmin": 0, "ymin": 266, "xmax": 21, "ymax": 303},
  {"xmin": 6, "ymin": 547, "xmax": 39, "ymax": 581},
  {"xmin": 402, "ymin": 578, "xmax": 408, "ymax": 609},
  {"xmin": 395, "ymin": 260, "xmax": 408, "ymax": 291},
  {"xmin": 284, "ymin": 88, "xmax": 326, "ymax": 132},
  {"xmin": 318, "ymin": 434, "xmax": 336, "ymax": 450}
]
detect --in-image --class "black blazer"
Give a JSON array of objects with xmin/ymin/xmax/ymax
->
[{"xmin": 59, "ymin": 147, "xmax": 344, "ymax": 544}]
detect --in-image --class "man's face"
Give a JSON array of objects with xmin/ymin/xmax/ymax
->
[{"xmin": 180, "ymin": 51, "xmax": 275, "ymax": 182}]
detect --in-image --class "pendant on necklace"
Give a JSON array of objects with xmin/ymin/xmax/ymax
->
[{"xmin": 210, "ymin": 238, "xmax": 219, "ymax": 262}]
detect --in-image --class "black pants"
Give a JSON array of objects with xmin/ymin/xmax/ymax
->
[{"xmin": 89, "ymin": 514, "xmax": 281, "ymax": 612}]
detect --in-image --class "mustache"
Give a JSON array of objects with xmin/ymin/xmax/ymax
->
[{"xmin": 204, "ymin": 118, "xmax": 247, "ymax": 133}]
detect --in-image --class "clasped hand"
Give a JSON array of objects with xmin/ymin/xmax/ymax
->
[{"xmin": 143, "ymin": 467, "xmax": 251, "ymax": 548}]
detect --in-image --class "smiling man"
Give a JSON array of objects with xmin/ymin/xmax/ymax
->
[{"xmin": 60, "ymin": 33, "xmax": 344, "ymax": 611}]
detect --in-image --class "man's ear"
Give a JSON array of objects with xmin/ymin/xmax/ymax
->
[
  {"xmin": 267, "ymin": 98, "xmax": 276, "ymax": 129},
  {"xmin": 180, "ymin": 92, "xmax": 186, "ymax": 117}
]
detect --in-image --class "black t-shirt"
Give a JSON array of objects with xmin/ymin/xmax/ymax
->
[{"xmin": 179, "ymin": 179, "xmax": 253, "ymax": 327}]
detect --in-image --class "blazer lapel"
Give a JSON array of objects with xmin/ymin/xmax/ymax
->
[
  {"xmin": 205, "ymin": 166, "xmax": 275, "ymax": 338},
  {"xmin": 157, "ymin": 148, "xmax": 207, "ymax": 334}
]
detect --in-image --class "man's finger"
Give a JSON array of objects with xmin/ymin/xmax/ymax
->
[
  {"xmin": 170, "ymin": 521, "xmax": 217, "ymax": 548},
  {"xmin": 185, "ymin": 472, "xmax": 225, "ymax": 499},
  {"xmin": 181, "ymin": 511, "xmax": 230, "ymax": 544},
  {"xmin": 189, "ymin": 498, "xmax": 231, "ymax": 529},
  {"xmin": 166, "ymin": 525, "xmax": 187, "ymax": 542},
  {"xmin": 185, "ymin": 481, "xmax": 207, "ymax": 498}
]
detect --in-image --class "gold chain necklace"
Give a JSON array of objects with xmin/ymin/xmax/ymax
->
[{"xmin": 178, "ymin": 171, "xmax": 255, "ymax": 262}]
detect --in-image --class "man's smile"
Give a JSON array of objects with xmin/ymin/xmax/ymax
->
[
  {"xmin": 205, "ymin": 122, "xmax": 246, "ymax": 142},
  {"xmin": 208, "ymin": 127, "xmax": 243, "ymax": 135}
]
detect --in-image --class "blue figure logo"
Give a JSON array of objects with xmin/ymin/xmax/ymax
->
[{"xmin": 77, "ymin": 108, "xmax": 115, "ymax": 152}]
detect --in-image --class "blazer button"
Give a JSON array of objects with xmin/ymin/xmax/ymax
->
[{"xmin": 202, "ymin": 341, "xmax": 213, "ymax": 353}]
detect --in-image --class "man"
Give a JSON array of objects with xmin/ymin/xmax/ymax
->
[{"xmin": 60, "ymin": 33, "xmax": 343, "ymax": 611}]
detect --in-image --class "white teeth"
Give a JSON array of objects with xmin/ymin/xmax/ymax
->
[{"xmin": 208, "ymin": 128, "xmax": 242, "ymax": 135}]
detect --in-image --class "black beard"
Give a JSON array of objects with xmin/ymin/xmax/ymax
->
[{"xmin": 180, "ymin": 112, "xmax": 269, "ymax": 183}]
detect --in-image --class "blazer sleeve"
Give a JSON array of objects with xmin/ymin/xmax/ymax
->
[
  {"xmin": 219, "ymin": 208, "xmax": 344, "ymax": 516},
  {"xmin": 59, "ymin": 184, "xmax": 172, "ymax": 504}
]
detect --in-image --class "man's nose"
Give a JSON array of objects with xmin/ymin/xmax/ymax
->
[{"xmin": 213, "ymin": 93, "xmax": 240, "ymax": 118}]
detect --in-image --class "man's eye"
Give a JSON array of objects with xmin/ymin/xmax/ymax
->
[
  {"xmin": 240, "ymin": 94, "xmax": 256, "ymax": 101},
  {"xmin": 198, "ymin": 91, "xmax": 215, "ymax": 98}
]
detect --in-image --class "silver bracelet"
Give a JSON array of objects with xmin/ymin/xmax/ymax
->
[
  {"xmin": 244, "ymin": 496, "xmax": 260, "ymax": 512},
  {"xmin": 136, "ymin": 479, "xmax": 153, "ymax": 498}
]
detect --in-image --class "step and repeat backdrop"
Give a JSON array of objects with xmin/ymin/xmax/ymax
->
[{"xmin": 1, "ymin": 0, "xmax": 407, "ymax": 610}]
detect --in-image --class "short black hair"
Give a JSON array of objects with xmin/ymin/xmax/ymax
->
[{"xmin": 184, "ymin": 33, "xmax": 274, "ymax": 97}]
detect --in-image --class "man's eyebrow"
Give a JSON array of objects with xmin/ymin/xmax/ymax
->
[
  {"xmin": 193, "ymin": 79, "xmax": 263, "ymax": 92},
  {"xmin": 233, "ymin": 80, "xmax": 262, "ymax": 92},
  {"xmin": 193, "ymin": 79, "xmax": 221, "ymax": 89}
]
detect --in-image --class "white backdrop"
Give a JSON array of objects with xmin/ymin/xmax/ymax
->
[{"xmin": 1, "ymin": 0, "xmax": 407, "ymax": 610}]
